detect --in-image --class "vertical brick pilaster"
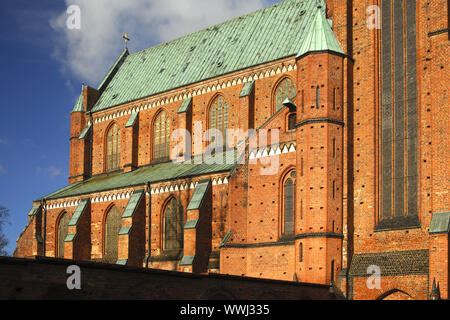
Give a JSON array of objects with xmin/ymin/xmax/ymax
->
[{"xmin": 296, "ymin": 52, "xmax": 345, "ymax": 285}]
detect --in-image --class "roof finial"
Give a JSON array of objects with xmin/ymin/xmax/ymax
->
[
  {"xmin": 122, "ymin": 33, "xmax": 130, "ymax": 49},
  {"xmin": 430, "ymin": 278, "xmax": 441, "ymax": 300}
]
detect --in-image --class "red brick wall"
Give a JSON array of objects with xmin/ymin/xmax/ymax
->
[
  {"xmin": 15, "ymin": 1, "xmax": 450, "ymax": 300},
  {"xmin": 352, "ymin": 275, "xmax": 428, "ymax": 300}
]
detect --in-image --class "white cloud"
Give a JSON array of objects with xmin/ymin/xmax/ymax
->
[
  {"xmin": 36, "ymin": 166, "xmax": 62, "ymax": 178},
  {"xmin": 0, "ymin": 138, "xmax": 7, "ymax": 145},
  {"xmin": 50, "ymin": 0, "xmax": 269, "ymax": 85}
]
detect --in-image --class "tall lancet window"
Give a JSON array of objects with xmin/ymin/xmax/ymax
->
[
  {"xmin": 104, "ymin": 205, "xmax": 121, "ymax": 262},
  {"xmin": 379, "ymin": 0, "xmax": 418, "ymax": 225},
  {"xmin": 209, "ymin": 96, "xmax": 229, "ymax": 147},
  {"xmin": 282, "ymin": 170, "xmax": 296, "ymax": 236},
  {"xmin": 154, "ymin": 111, "xmax": 170, "ymax": 160},
  {"xmin": 106, "ymin": 123, "xmax": 121, "ymax": 171},
  {"xmin": 57, "ymin": 211, "xmax": 69, "ymax": 258},
  {"xmin": 275, "ymin": 78, "xmax": 296, "ymax": 113},
  {"xmin": 164, "ymin": 197, "xmax": 184, "ymax": 250}
]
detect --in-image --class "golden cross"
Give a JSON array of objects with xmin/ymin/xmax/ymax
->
[{"xmin": 122, "ymin": 33, "xmax": 130, "ymax": 49}]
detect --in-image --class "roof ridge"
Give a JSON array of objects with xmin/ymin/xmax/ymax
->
[
  {"xmin": 127, "ymin": 0, "xmax": 293, "ymax": 58},
  {"xmin": 90, "ymin": 0, "xmax": 320, "ymax": 113}
]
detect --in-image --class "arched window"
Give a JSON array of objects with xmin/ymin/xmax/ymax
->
[
  {"xmin": 163, "ymin": 197, "xmax": 184, "ymax": 250},
  {"xmin": 104, "ymin": 205, "xmax": 121, "ymax": 262},
  {"xmin": 275, "ymin": 78, "xmax": 296, "ymax": 112},
  {"xmin": 282, "ymin": 171, "xmax": 296, "ymax": 235},
  {"xmin": 209, "ymin": 95, "xmax": 229, "ymax": 147},
  {"xmin": 154, "ymin": 111, "xmax": 170, "ymax": 160},
  {"xmin": 106, "ymin": 123, "xmax": 121, "ymax": 171},
  {"xmin": 57, "ymin": 212, "xmax": 69, "ymax": 258}
]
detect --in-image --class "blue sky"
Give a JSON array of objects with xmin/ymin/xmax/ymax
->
[{"xmin": 0, "ymin": 0, "xmax": 279, "ymax": 255}]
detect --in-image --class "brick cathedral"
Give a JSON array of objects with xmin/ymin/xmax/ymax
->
[{"xmin": 14, "ymin": 0, "xmax": 449, "ymax": 300}]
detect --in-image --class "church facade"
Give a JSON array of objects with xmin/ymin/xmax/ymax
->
[{"xmin": 14, "ymin": 0, "xmax": 449, "ymax": 300}]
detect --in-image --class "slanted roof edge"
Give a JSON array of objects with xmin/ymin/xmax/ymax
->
[{"xmin": 97, "ymin": 48, "xmax": 129, "ymax": 92}]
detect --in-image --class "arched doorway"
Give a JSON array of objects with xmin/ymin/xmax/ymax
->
[{"xmin": 377, "ymin": 289, "xmax": 413, "ymax": 300}]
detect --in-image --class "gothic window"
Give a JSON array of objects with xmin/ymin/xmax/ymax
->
[
  {"xmin": 379, "ymin": 0, "xmax": 418, "ymax": 223},
  {"xmin": 154, "ymin": 111, "xmax": 171, "ymax": 160},
  {"xmin": 57, "ymin": 211, "xmax": 69, "ymax": 258},
  {"xmin": 163, "ymin": 197, "xmax": 184, "ymax": 250},
  {"xmin": 275, "ymin": 78, "xmax": 296, "ymax": 112},
  {"xmin": 104, "ymin": 205, "xmax": 121, "ymax": 262},
  {"xmin": 106, "ymin": 123, "xmax": 121, "ymax": 171},
  {"xmin": 282, "ymin": 170, "xmax": 296, "ymax": 236},
  {"xmin": 209, "ymin": 95, "xmax": 229, "ymax": 147}
]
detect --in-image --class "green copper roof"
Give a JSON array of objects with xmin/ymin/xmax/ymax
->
[
  {"xmin": 116, "ymin": 259, "xmax": 128, "ymax": 265},
  {"xmin": 429, "ymin": 212, "xmax": 450, "ymax": 234},
  {"xmin": 296, "ymin": 6, "xmax": 344, "ymax": 58},
  {"xmin": 239, "ymin": 81, "xmax": 254, "ymax": 98},
  {"xmin": 125, "ymin": 112, "xmax": 139, "ymax": 127},
  {"xmin": 219, "ymin": 230, "xmax": 232, "ymax": 248},
  {"xmin": 78, "ymin": 124, "xmax": 91, "ymax": 139},
  {"xmin": 97, "ymin": 49, "xmax": 129, "ymax": 92},
  {"xmin": 27, "ymin": 204, "xmax": 41, "ymax": 216},
  {"xmin": 37, "ymin": 150, "xmax": 237, "ymax": 201},
  {"xmin": 184, "ymin": 219, "xmax": 199, "ymax": 229},
  {"xmin": 121, "ymin": 189, "xmax": 144, "ymax": 218},
  {"xmin": 91, "ymin": 0, "xmax": 329, "ymax": 112},
  {"xmin": 64, "ymin": 234, "xmax": 77, "ymax": 242},
  {"xmin": 68, "ymin": 198, "xmax": 89, "ymax": 226},
  {"xmin": 177, "ymin": 97, "xmax": 192, "ymax": 114},
  {"xmin": 72, "ymin": 90, "xmax": 84, "ymax": 113},
  {"xmin": 186, "ymin": 179, "xmax": 211, "ymax": 210},
  {"xmin": 180, "ymin": 255, "xmax": 195, "ymax": 266},
  {"xmin": 118, "ymin": 226, "xmax": 132, "ymax": 235}
]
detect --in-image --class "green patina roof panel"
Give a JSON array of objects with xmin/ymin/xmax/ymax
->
[
  {"xmin": 429, "ymin": 212, "xmax": 450, "ymax": 234},
  {"xmin": 97, "ymin": 49, "xmax": 129, "ymax": 92},
  {"xmin": 118, "ymin": 226, "xmax": 133, "ymax": 235},
  {"xmin": 79, "ymin": 124, "xmax": 92, "ymax": 139},
  {"xmin": 187, "ymin": 179, "xmax": 211, "ymax": 211},
  {"xmin": 177, "ymin": 97, "xmax": 192, "ymax": 114},
  {"xmin": 125, "ymin": 112, "xmax": 139, "ymax": 128},
  {"xmin": 68, "ymin": 198, "xmax": 89, "ymax": 226},
  {"xmin": 38, "ymin": 150, "xmax": 238, "ymax": 201},
  {"xmin": 91, "ymin": 0, "xmax": 332, "ymax": 112},
  {"xmin": 64, "ymin": 234, "xmax": 77, "ymax": 242},
  {"xmin": 239, "ymin": 81, "xmax": 254, "ymax": 98},
  {"xmin": 219, "ymin": 230, "xmax": 233, "ymax": 248},
  {"xmin": 184, "ymin": 219, "xmax": 199, "ymax": 229},
  {"xmin": 180, "ymin": 255, "xmax": 195, "ymax": 266},
  {"xmin": 28, "ymin": 204, "xmax": 41, "ymax": 217},
  {"xmin": 116, "ymin": 259, "xmax": 128, "ymax": 265},
  {"xmin": 296, "ymin": 6, "xmax": 344, "ymax": 58},
  {"xmin": 71, "ymin": 91, "xmax": 84, "ymax": 113},
  {"xmin": 121, "ymin": 189, "xmax": 144, "ymax": 218}
]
